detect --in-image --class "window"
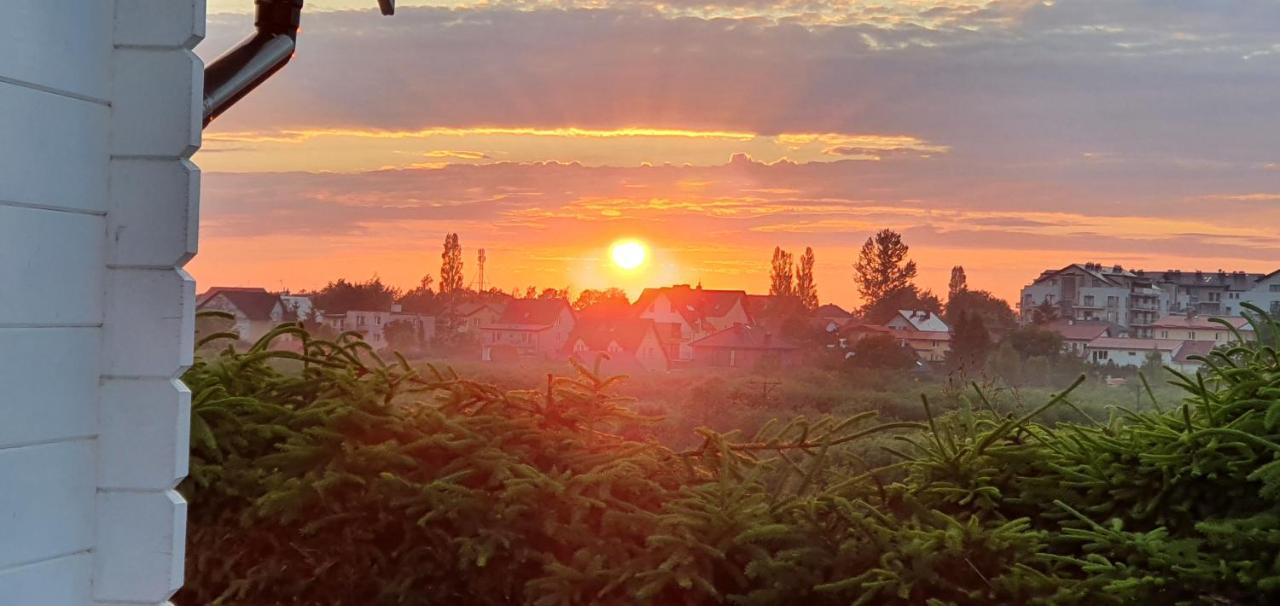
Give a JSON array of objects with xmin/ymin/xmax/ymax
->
[
  {"xmin": 375, "ymin": 315, "xmax": 382, "ymax": 325},
  {"xmin": 357, "ymin": 315, "xmax": 366, "ymax": 327},
  {"xmin": 1189, "ymin": 331, "xmax": 1196, "ymax": 340},
  {"xmin": 1160, "ymin": 331, "xmax": 1168, "ymax": 338},
  {"xmin": 1107, "ymin": 296, "xmax": 1119, "ymax": 307},
  {"xmin": 1271, "ymin": 285, "xmax": 1280, "ymax": 293},
  {"xmin": 1083, "ymin": 295, "xmax": 1095, "ymax": 306}
]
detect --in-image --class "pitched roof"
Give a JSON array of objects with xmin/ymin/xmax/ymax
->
[
  {"xmin": 492, "ymin": 298, "xmax": 571, "ymax": 327},
  {"xmin": 840, "ymin": 322, "xmax": 892, "ymax": 337},
  {"xmin": 815, "ymin": 303, "xmax": 852, "ymax": 318},
  {"xmin": 634, "ymin": 285, "xmax": 750, "ymax": 327},
  {"xmin": 455, "ymin": 301, "xmax": 503, "ymax": 317},
  {"xmin": 1046, "ymin": 319, "xmax": 1112, "ymax": 341},
  {"xmin": 891, "ymin": 310, "xmax": 950, "ymax": 333},
  {"xmin": 1173, "ymin": 340, "xmax": 1217, "ymax": 364},
  {"xmin": 689, "ymin": 324, "xmax": 797, "ymax": 350},
  {"xmin": 1087, "ymin": 337, "xmax": 1183, "ymax": 352},
  {"xmin": 1151, "ymin": 314, "xmax": 1251, "ymax": 331},
  {"xmin": 564, "ymin": 318, "xmax": 664, "ymax": 357},
  {"xmin": 197, "ymin": 287, "xmax": 282, "ymax": 322}
]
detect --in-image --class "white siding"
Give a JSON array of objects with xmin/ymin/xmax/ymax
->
[{"xmin": 0, "ymin": 0, "xmax": 204, "ymax": 602}]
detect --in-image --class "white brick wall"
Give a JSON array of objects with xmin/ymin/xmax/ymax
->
[{"xmin": 0, "ymin": 1, "xmax": 204, "ymax": 604}]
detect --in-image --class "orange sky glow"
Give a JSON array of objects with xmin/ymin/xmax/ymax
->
[{"xmin": 188, "ymin": 1, "xmax": 1280, "ymax": 308}]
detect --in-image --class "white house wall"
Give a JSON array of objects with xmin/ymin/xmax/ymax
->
[{"xmin": 0, "ymin": 1, "xmax": 204, "ymax": 604}]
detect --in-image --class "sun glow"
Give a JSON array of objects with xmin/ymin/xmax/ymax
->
[{"xmin": 609, "ymin": 239, "xmax": 648, "ymax": 271}]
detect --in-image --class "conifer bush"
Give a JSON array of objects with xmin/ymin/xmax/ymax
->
[{"xmin": 179, "ymin": 306, "xmax": 1280, "ymax": 605}]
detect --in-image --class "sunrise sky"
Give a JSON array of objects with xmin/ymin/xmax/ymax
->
[{"xmin": 190, "ymin": 0, "xmax": 1280, "ymax": 307}]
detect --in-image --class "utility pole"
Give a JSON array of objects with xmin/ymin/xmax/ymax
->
[{"xmin": 478, "ymin": 248, "xmax": 486, "ymax": 293}]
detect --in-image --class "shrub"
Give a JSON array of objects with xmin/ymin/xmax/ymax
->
[{"xmin": 180, "ymin": 305, "xmax": 1280, "ymax": 605}]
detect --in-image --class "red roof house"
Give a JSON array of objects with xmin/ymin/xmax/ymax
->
[
  {"xmin": 689, "ymin": 324, "xmax": 799, "ymax": 369},
  {"xmin": 564, "ymin": 318, "xmax": 670, "ymax": 373}
]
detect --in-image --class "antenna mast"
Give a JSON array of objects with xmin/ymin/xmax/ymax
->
[{"xmin": 478, "ymin": 248, "xmax": 486, "ymax": 293}]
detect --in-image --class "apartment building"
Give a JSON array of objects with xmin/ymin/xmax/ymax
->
[
  {"xmin": 1019, "ymin": 263, "xmax": 1165, "ymax": 337},
  {"xmin": 1020, "ymin": 263, "xmax": 1280, "ymax": 336}
]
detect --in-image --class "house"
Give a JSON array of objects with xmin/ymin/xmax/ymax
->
[
  {"xmin": 564, "ymin": 318, "xmax": 670, "ymax": 373},
  {"xmin": 280, "ymin": 294, "xmax": 316, "ymax": 321},
  {"xmin": 197, "ymin": 287, "xmax": 289, "ymax": 343},
  {"xmin": 1241, "ymin": 270, "xmax": 1280, "ymax": 316},
  {"xmin": 885, "ymin": 310, "xmax": 951, "ymax": 362},
  {"xmin": 633, "ymin": 285, "xmax": 753, "ymax": 362},
  {"xmin": 1085, "ymin": 337, "xmax": 1184, "ymax": 367},
  {"xmin": 813, "ymin": 303, "xmax": 856, "ymax": 333},
  {"xmin": 1171, "ymin": 340, "xmax": 1218, "ymax": 374},
  {"xmin": 690, "ymin": 324, "xmax": 800, "ymax": 369},
  {"xmin": 1045, "ymin": 319, "xmax": 1113, "ymax": 356},
  {"xmin": 322, "ymin": 305, "xmax": 436, "ymax": 350},
  {"xmin": 481, "ymin": 298, "xmax": 576, "ymax": 361},
  {"xmin": 1151, "ymin": 314, "xmax": 1252, "ymax": 344},
  {"xmin": 451, "ymin": 301, "xmax": 506, "ymax": 334},
  {"xmin": 1, "ymin": 4, "xmax": 202, "ymax": 599}
]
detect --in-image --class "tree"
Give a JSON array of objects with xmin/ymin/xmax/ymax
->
[
  {"xmin": 1031, "ymin": 300, "xmax": 1061, "ymax": 325},
  {"xmin": 1006, "ymin": 325, "xmax": 1063, "ymax": 359},
  {"xmin": 854, "ymin": 229, "xmax": 918, "ymax": 315},
  {"xmin": 311, "ymin": 277, "xmax": 399, "ymax": 314},
  {"xmin": 574, "ymin": 288, "xmax": 631, "ymax": 313},
  {"xmin": 439, "ymin": 233, "xmax": 464, "ymax": 296},
  {"xmin": 945, "ymin": 290, "xmax": 1016, "ymax": 335},
  {"xmin": 397, "ymin": 274, "xmax": 436, "ymax": 314},
  {"xmin": 795, "ymin": 247, "xmax": 819, "ymax": 311},
  {"xmin": 947, "ymin": 311, "xmax": 991, "ymax": 374},
  {"xmin": 538, "ymin": 287, "xmax": 568, "ymax": 300},
  {"xmin": 769, "ymin": 247, "xmax": 795, "ymax": 298},
  {"xmin": 948, "ymin": 266, "xmax": 967, "ymax": 302},
  {"xmin": 861, "ymin": 285, "xmax": 943, "ymax": 325},
  {"xmin": 848, "ymin": 334, "xmax": 918, "ymax": 370}
]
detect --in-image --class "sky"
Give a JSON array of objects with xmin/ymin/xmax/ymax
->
[{"xmin": 190, "ymin": 0, "xmax": 1280, "ymax": 308}]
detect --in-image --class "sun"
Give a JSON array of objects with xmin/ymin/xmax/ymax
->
[{"xmin": 609, "ymin": 239, "xmax": 648, "ymax": 271}]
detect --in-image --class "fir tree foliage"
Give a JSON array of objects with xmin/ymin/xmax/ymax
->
[{"xmin": 181, "ymin": 304, "xmax": 1280, "ymax": 606}]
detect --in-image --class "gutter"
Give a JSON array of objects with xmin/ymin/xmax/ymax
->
[{"xmin": 202, "ymin": 0, "xmax": 394, "ymax": 128}]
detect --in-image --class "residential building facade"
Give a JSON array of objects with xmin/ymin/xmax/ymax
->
[
  {"xmin": 690, "ymin": 324, "xmax": 800, "ymax": 369},
  {"xmin": 1021, "ymin": 263, "xmax": 1280, "ymax": 336},
  {"xmin": 633, "ymin": 285, "xmax": 752, "ymax": 362},
  {"xmin": 565, "ymin": 318, "xmax": 670, "ymax": 373},
  {"xmin": 481, "ymin": 299, "xmax": 577, "ymax": 361},
  {"xmin": 886, "ymin": 310, "xmax": 952, "ymax": 362},
  {"xmin": 197, "ymin": 287, "xmax": 289, "ymax": 343}
]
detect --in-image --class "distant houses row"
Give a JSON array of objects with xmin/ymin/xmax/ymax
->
[{"xmin": 197, "ymin": 269, "xmax": 1275, "ymax": 375}]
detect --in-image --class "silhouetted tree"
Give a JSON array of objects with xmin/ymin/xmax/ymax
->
[
  {"xmin": 397, "ymin": 274, "xmax": 436, "ymax": 314},
  {"xmin": 1006, "ymin": 325, "xmax": 1063, "ymax": 359},
  {"xmin": 538, "ymin": 287, "xmax": 568, "ymax": 300},
  {"xmin": 439, "ymin": 233, "xmax": 464, "ymax": 296},
  {"xmin": 769, "ymin": 247, "xmax": 795, "ymax": 298},
  {"xmin": 573, "ymin": 288, "xmax": 630, "ymax": 313},
  {"xmin": 311, "ymin": 277, "xmax": 399, "ymax": 314},
  {"xmin": 795, "ymin": 247, "xmax": 819, "ymax": 311},
  {"xmin": 849, "ymin": 334, "xmax": 918, "ymax": 370},
  {"xmin": 948, "ymin": 266, "xmax": 968, "ymax": 301},
  {"xmin": 945, "ymin": 289, "xmax": 1016, "ymax": 335},
  {"xmin": 854, "ymin": 229, "xmax": 918, "ymax": 315}
]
